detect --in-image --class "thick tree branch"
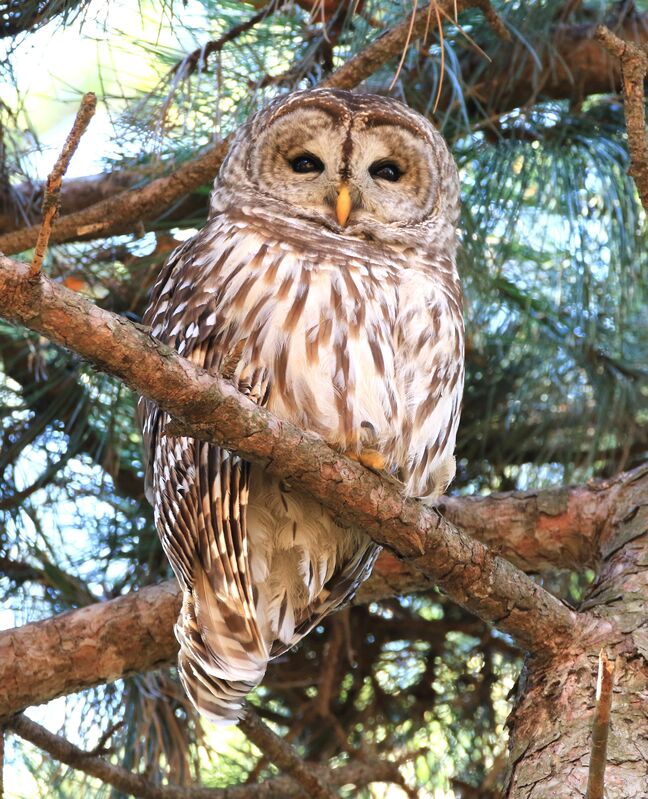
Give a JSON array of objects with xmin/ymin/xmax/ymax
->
[
  {"xmin": 7, "ymin": 713, "xmax": 400, "ymax": 798},
  {"xmin": 2, "ymin": 455, "xmax": 623, "ymax": 719},
  {"xmin": 503, "ymin": 465, "xmax": 648, "ymax": 797},
  {"xmin": 0, "ymin": 254, "xmax": 580, "ymax": 658},
  {"xmin": 0, "ymin": 142, "xmax": 230, "ymax": 255},
  {"xmin": 452, "ymin": 11, "xmax": 648, "ymax": 121},
  {"xmin": 0, "ymin": 581, "xmax": 181, "ymax": 720}
]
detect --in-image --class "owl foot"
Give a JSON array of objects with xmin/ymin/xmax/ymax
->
[{"xmin": 345, "ymin": 448, "xmax": 387, "ymax": 472}]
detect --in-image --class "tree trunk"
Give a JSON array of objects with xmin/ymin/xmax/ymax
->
[{"xmin": 504, "ymin": 465, "xmax": 648, "ymax": 797}]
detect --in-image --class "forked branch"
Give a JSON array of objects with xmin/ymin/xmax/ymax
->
[
  {"xmin": 6, "ymin": 713, "xmax": 399, "ymax": 798},
  {"xmin": 239, "ymin": 708, "xmax": 337, "ymax": 799}
]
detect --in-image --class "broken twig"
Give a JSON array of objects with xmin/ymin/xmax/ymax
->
[
  {"xmin": 29, "ymin": 92, "xmax": 96, "ymax": 276},
  {"xmin": 586, "ymin": 649, "xmax": 615, "ymax": 799}
]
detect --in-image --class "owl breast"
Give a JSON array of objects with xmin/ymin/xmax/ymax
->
[
  {"xmin": 207, "ymin": 220, "xmax": 395, "ymax": 446},
  {"xmin": 190, "ymin": 213, "xmax": 462, "ymax": 493}
]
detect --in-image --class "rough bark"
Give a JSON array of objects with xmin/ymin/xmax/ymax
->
[
  {"xmin": 595, "ymin": 24, "xmax": 648, "ymax": 213},
  {"xmin": 0, "ymin": 254, "xmax": 580, "ymax": 654},
  {"xmin": 504, "ymin": 465, "xmax": 648, "ymax": 798},
  {"xmin": 0, "ymin": 142, "xmax": 230, "ymax": 255},
  {"xmin": 0, "ymin": 581, "xmax": 180, "ymax": 721}
]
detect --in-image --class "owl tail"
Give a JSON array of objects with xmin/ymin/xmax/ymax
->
[{"xmin": 174, "ymin": 570, "xmax": 269, "ymax": 724}]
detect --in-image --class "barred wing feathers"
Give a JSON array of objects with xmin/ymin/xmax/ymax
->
[{"xmin": 139, "ymin": 232, "xmax": 270, "ymax": 721}]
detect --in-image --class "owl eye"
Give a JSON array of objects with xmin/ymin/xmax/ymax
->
[
  {"xmin": 369, "ymin": 161, "xmax": 402, "ymax": 182},
  {"xmin": 289, "ymin": 154, "xmax": 324, "ymax": 174}
]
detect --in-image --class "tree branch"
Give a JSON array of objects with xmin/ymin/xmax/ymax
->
[
  {"xmin": 1, "ymin": 455, "xmax": 632, "ymax": 719},
  {"xmin": 0, "ymin": 141, "xmax": 230, "ymax": 255},
  {"xmin": 586, "ymin": 650, "xmax": 615, "ymax": 799},
  {"xmin": 0, "ymin": 580, "xmax": 181, "ymax": 720},
  {"xmin": 595, "ymin": 24, "xmax": 648, "ymax": 212},
  {"xmin": 239, "ymin": 709, "xmax": 337, "ymax": 799},
  {"xmin": 168, "ymin": 1, "xmax": 283, "ymax": 82},
  {"xmin": 7, "ymin": 713, "xmax": 400, "ymax": 798},
  {"xmin": 503, "ymin": 466, "xmax": 648, "ymax": 796},
  {"xmin": 29, "ymin": 92, "xmax": 96, "ymax": 275}
]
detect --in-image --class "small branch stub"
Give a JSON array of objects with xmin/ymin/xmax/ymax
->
[
  {"xmin": 586, "ymin": 649, "xmax": 615, "ymax": 799},
  {"xmin": 29, "ymin": 92, "xmax": 97, "ymax": 277}
]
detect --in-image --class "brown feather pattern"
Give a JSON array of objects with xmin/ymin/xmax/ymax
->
[{"xmin": 139, "ymin": 89, "xmax": 463, "ymax": 722}]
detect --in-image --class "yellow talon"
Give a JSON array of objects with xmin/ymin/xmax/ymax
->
[{"xmin": 345, "ymin": 448, "xmax": 387, "ymax": 472}]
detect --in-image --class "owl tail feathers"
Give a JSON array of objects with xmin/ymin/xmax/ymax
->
[
  {"xmin": 175, "ymin": 577, "xmax": 269, "ymax": 724},
  {"xmin": 177, "ymin": 649, "xmax": 261, "ymax": 724}
]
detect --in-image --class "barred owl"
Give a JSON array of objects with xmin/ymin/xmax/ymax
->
[{"xmin": 139, "ymin": 88, "xmax": 463, "ymax": 723}]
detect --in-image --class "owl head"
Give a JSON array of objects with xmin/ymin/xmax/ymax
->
[{"xmin": 211, "ymin": 89, "xmax": 459, "ymax": 247}]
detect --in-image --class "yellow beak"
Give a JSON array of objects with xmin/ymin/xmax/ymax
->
[{"xmin": 336, "ymin": 184, "xmax": 352, "ymax": 226}]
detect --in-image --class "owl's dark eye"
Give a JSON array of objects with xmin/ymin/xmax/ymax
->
[
  {"xmin": 289, "ymin": 154, "xmax": 324, "ymax": 174},
  {"xmin": 369, "ymin": 161, "xmax": 402, "ymax": 182}
]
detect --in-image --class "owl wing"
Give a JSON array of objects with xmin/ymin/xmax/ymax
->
[
  {"xmin": 138, "ymin": 231, "xmax": 272, "ymax": 719},
  {"xmin": 396, "ymin": 259, "xmax": 464, "ymax": 500}
]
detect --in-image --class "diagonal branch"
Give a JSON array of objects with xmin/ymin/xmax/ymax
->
[
  {"xmin": 7, "ymin": 712, "xmax": 399, "ymax": 798},
  {"xmin": 168, "ymin": 1, "xmax": 284, "ymax": 82},
  {"xmin": 239, "ymin": 708, "xmax": 337, "ymax": 799},
  {"xmin": 2, "ymin": 451, "xmax": 635, "ymax": 720},
  {"xmin": 0, "ymin": 253, "xmax": 581, "ymax": 656},
  {"xmin": 0, "ymin": 141, "xmax": 230, "ymax": 255},
  {"xmin": 29, "ymin": 92, "xmax": 96, "ymax": 275}
]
